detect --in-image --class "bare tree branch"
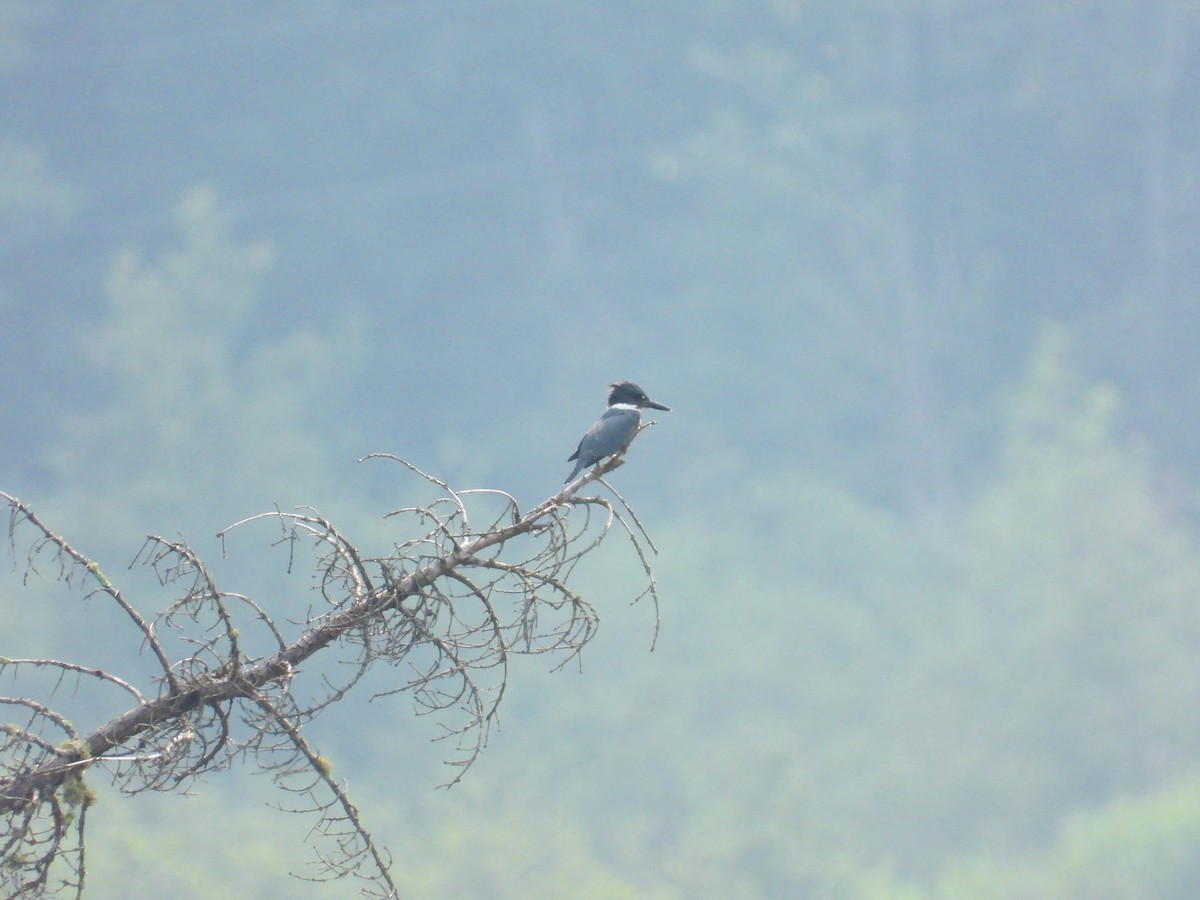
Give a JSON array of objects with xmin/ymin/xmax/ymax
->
[{"xmin": 0, "ymin": 450, "xmax": 660, "ymax": 896}]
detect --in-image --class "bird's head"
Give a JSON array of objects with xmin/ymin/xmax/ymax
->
[{"xmin": 608, "ymin": 381, "xmax": 671, "ymax": 411}]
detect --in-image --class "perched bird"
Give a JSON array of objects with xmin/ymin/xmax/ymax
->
[{"xmin": 565, "ymin": 381, "xmax": 670, "ymax": 483}]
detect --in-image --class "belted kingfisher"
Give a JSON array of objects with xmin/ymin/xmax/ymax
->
[{"xmin": 564, "ymin": 381, "xmax": 670, "ymax": 483}]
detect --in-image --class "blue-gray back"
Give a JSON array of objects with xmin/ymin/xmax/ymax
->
[{"xmin": 577, "ymin": 406, "xmax": 640, "ymax": 465}]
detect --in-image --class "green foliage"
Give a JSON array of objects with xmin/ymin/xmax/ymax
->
[
  {"xmin": 81, "ymin": 781, "xmax": 339, "ymax": 900},
  {"xmin": 937, "ymin": 771, "xmax": 1200, "ymax": 900},
  {"xmin": 395, "ymin": 789, "xmax": 671, "ymax": 899},
  {"xmin": 960, "ymin": 329, "xmax": 1200, "ymax": 819}
]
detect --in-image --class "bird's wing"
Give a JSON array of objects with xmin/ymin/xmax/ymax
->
[{"xmin": 591, "ymin": 408, "xmax": 639, "ymax": 458}]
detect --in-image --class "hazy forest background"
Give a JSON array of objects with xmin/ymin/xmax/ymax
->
[{"xmin": 3, "ymin": 2, "xmax": 1200, "ymax": 897}]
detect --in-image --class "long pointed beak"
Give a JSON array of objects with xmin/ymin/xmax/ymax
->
[{"xmin": 643, "ymin": 398, "xmax": 671, "ymax": 412}]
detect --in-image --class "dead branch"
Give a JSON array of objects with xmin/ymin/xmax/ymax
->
[{"xmin": 0, "ymin": 453, "xmax": 659, "ymax": 897}]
